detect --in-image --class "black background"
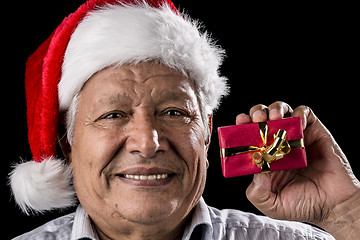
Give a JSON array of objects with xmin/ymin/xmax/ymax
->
[{"xmin": 2, "ymin": 1, "xmax": 358, "ymax": 238}]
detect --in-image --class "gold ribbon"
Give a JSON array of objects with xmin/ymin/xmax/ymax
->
[{"xmin": 220, "ymin": 122, "xmax": 304, "ymax": 173}]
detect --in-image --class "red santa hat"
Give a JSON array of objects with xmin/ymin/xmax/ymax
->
[{"xmin": 10, "ymin": 0, "xmax": 228, "ymax": 214}]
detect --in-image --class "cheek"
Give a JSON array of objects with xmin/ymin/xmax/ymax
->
[
  {"xmin": 71, "ymin": 126, "xmax": 126, "ymax": 200},
  {"xmin": 172, "ymin": 122, "xmax": 208, "ymax": 206},
  {"xmin": 171, "ymin": 122, "xmax": 206, "ymax": 180},
  {"xmin": 187, "ymin": 123, "xmax": 206, "ymax": 158},
  {"xmin": 73, "ymin": 124, "xmax": 125, "ymax": 167}
]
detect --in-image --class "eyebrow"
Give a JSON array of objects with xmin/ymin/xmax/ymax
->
[
  {"xmin": 152, "ymin": 88, "xmax": 193, "ymax": 103},
  {"xmin": 103, "ymin": 93, "xmax": 133, "ymax": 106},
  {"xmin": 143, "ymin": 73, "xmax": 182, "ymax": 83}
]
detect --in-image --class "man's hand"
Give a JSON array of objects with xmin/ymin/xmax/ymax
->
[{"xmin": 236, "ymin": 101, "xmax": 360, "ymax": 239}]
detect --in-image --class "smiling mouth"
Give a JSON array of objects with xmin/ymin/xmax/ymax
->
[
  {"xmin": 119, "ymin": 174, "xmax": 169, "ymax": 180},
  {"xmin": 115, "ymin": 167, "xmax": 176, "ymax": 186}
]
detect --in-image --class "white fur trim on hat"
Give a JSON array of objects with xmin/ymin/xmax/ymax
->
[
  {"xmin": 59, "ymin": 2, "xmax": 228, "ymax": 114},
  {"xmin": 9, "ymin": 158, "xmax": 76, "ymax": 215}
]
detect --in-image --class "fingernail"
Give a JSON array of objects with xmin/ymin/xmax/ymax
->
[
  {"xmin": 253, "ymin": 173, "xmax": 270, "ymax": 186},
  {"xmin": 236, "ymin": 113, "xmax": 247, "ymax": 119},
  {"xmin": 253, "ymin": 173, "xmax": 261, "ymax": 185},
  {"xmin": 269, "ymin": 109, "xmax": 281, "ymax": 119},
  {"xmin": 252, "ymin": 110, "xmax": 265, "ymax": 120}
]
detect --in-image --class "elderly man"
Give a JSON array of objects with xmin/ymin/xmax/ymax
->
[{"xmin": 10, "ymin": 0, "xmax": 360, "ymax": 239}]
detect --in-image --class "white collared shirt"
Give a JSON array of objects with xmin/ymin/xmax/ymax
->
[{"xmin": 13, "ymin": 198, "xmax": 334, "ymax": 240}]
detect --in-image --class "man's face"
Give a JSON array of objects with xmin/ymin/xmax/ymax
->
[{"xmin": 70, "ymin": 62, "xmax": 209, "ymax": 234}]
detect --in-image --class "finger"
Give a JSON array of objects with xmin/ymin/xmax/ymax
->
[
  {"xmin": 268, "ymin": 101, "xmax": 293, "ymax": 120},
  {"xmin": 246, "ymin": 173, "xmax": 274, "ymax": 215},
  {"xmin": 236, "ymin": 113, "xmax": 252, "ymax": 125},
  {"xmin": 249, "ymin": 104, "xmax": 268, "ymax": 122},
  {"xmin": 292, "ymin": 105, "xmax": 318, "ymax": 130}
]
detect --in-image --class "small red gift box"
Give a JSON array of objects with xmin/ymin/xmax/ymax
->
[{"xmin": 218, "ymin": 117, "xmax": 307, "ymax": 178}]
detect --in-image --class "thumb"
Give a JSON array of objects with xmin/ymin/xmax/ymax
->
[{"xmin": 246, "ymin": 173, "xmax": 274, "ymax": 213}]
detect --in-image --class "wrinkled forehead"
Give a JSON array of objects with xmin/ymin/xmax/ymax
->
[
  {"xmin": 87, "ymin": 62, "xmax": 185, "ymax": 84},
  {"xmin": 79, "ymin": 62, "xmax": 199, "ymax": 108}
]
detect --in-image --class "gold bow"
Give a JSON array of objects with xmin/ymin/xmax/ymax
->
[{"xmin": 220, "ymin": 122, "xmax": 304, "ymax": 173}]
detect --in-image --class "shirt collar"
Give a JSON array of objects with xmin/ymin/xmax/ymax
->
[
  {"xmin": 70, "ymin": 198, "xmax": 212, "ymax": 240},
  {"xmin": 182, "ymin": 197, "xmax": 213, "ymax": 240},
  {"xmin": 71, "ymin": 205, "xmax": 100, "ymax": 240}
]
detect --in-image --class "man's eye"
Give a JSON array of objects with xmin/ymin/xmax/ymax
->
[
  {"xmin": 163, "ymin": 109, "xmax": 185, "ymax": 117},
  {"xmin": 105, "ymin": 113, "xmax": 122, "ymax": 119},
  {"xmin": 100, "ymin": 111, "xmax": 126, "ymax": 120}
]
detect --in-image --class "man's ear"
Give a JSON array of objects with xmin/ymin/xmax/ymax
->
[
  {"xmin": 205, "ymin": 114, "xmax": 213, "ymax": 169},
  {"xmin": 57, "ymin": 113, "xmax": 72, "ymax": 162},
  {"xmin": 205, "ymin": 114, "xmax": 213, "ymax": 151}
]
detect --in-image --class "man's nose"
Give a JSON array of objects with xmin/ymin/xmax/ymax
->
[{"xmin": 125, "ymin": 114, "xmax": 164, "ymax": 158}]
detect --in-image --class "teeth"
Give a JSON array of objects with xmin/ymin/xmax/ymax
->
[{"xmin": 123, "ymin": 174, "xmax": 168, "ymax": 180}]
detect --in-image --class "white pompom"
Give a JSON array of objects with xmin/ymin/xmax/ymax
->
[{"xmin": 9, "ymin": 157, "xmax": 77, "ymax": 215}]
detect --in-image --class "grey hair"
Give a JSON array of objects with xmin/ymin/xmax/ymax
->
[{"xmin": 66, "ymin": 91, "xmax": 80, "ymax": 146}]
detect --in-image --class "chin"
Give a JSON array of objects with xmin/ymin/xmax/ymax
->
[
  {"xmin": 106, "ymin": 175, "xmax": 187, "ymax": 222},
  {"xmin": 114, "ymin": 197, "xmax": 181, "ymax": 225}
]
